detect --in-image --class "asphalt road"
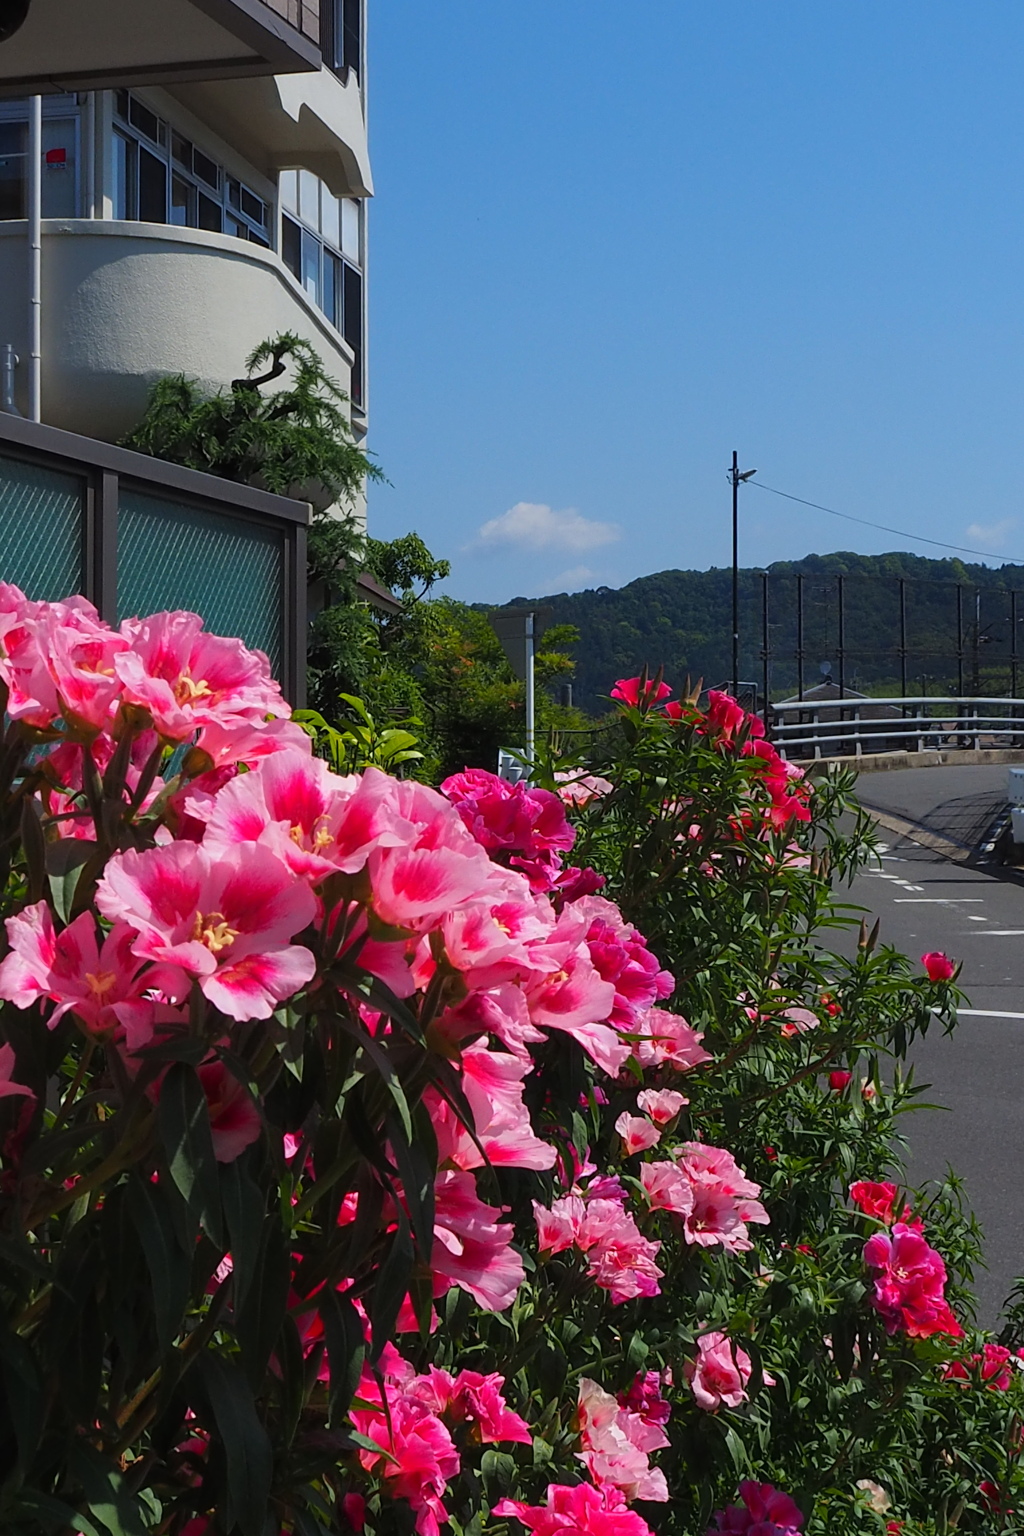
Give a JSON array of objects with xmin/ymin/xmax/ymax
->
[{"xmin": 838, "ymin": 763, "xmax": 1024, "ymax": 1325}]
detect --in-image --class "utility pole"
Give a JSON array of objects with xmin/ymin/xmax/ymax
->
[{"xmin": 729, "ymin": 451, "xmax": 757, "ymax": 695}]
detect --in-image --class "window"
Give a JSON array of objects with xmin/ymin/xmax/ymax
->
[
  {"xmin": 0, "ymin": 100, "xmax": 79, "ymax": 220},
  {"xmin": 112, "ymin": 92, "xmax": 268, "ymax": 245},
  {"xmin": 279, "ymin": 168, "xmax": 364, "ymax": 406},
  {"xmin": 322, "ymin": 0, "xmax": 361, "ymax": 79}
]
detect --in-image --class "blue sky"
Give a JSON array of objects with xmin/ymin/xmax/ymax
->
[{"xmin": 366, "ymin": 2, "xmax": 1024, "ymax": 603}]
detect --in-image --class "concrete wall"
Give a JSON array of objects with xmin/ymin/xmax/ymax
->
[{"xmin": 0, "ymin": 219, "xmax": 355, "ymax": 442}]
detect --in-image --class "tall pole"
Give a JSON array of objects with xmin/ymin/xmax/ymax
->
[
  {"xmin": 27, "ymin": 94, "xmax": 41, "ymax": 422},
  {"xmin": 731, "ymin": 451, "xmax": 739, "ymax": 694},
  {"xmin": 525, "ymin": 610, "xmax": 535, "ymax": 778}
]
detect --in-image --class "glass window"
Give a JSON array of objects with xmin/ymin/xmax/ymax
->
[
  {"xmin": 170, "ymin": 173, "xmax": 194, "ymax": 226},
  {"xmin": 301, "ymin": 227, "xmax": 320, "ymax": 302},
  {"xmin": 42, "ymin": 117, "xmax": 77, "ymax": 218},
  {"xmin": 127, "ymin": 96, "xmax": 163, "ymax": 147},
  {"xmin": 282, "ymin": 214, "xmax": 301, "ymax": 280},
  {"xmin": 298, "ymin": 169, "xmax": 319, "ymax": 229},
  {"xmin": 198, "ymin": 191, "xmax": 221, "ymax": 232},
  {"xmin": 279, "ymin": 169, "xmax": 298, "ymax": 215},
  {"xmin": 0, "ymin": 120, "xmax": 25, "ymax": 221},
  {"xmin": 193, "ymin": 147, "xmax": 219, "ymax": 191},
  {"xmin": 112, "ymin": 130, "xmax": 136, "ymax": 219},
  {"xmin": 323, "ymin": 248, "xmax": 340, "ymax": 328},
  {"xmin": 138, "ymin": 145, "xmax": 167, "ymax": 222},
  {"xmin": 320, "ymin": 187, "xmax": 340, "ymax": 250},
  {"xmin": 341, "ymin": 197, "xmax": 360, "ymax": 263}
]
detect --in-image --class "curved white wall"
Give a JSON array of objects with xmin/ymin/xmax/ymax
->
[{"xmin": 0, "ymin": 220, "xmax": 356, "ymax": 443}]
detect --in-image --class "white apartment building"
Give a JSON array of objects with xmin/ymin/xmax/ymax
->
[{"xmin": 0, "ymin": 0, "xmax": 370, "ymax": 451}]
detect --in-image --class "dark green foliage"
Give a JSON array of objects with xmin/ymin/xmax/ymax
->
[
  {"xmin": 493, "ymin": 550, "xmax": 1024, "ymax": 712},
  {"xmin": 122, "ymin": 332, "xmax": 383, "ymax": 506}
]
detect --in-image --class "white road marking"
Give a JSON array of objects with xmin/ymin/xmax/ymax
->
[
  {"xmin": 977, "ymin": 930, "xmax": 1024, "ymax": 937},
  {"xmin": 893, "ymin": 898, "xmax": 985, "ymax": 904},
  {"xmin": 955, "ymin": 1009, "xmax": 1024, "ymax": 1020},
  {"xmin": 967, "ymin": 915, "xmax": 988, "ymax": 922}
]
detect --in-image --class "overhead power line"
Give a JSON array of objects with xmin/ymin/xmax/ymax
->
[{"xmin": 748, "ymin": 479, "xmax": 1024, "ymax": 566}]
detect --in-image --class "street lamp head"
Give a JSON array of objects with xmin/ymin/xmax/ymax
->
[{"xmin": 738, "ymin": 469, "xmax": 758, "ymax": 482}]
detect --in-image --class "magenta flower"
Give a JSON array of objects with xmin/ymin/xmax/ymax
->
[
  {"xmin": 408, "ymin": 1366, "xmax": 532, "ymax": 1444},
  {"xmin": 0, "ymin": 1043, "xmax": 35, "ymax": 1104},
  {"xmin": 495, "ymin": 1481, "xmax": 656, "ymax": 1536},
  {"xmin": 350, "ymin": 1379, "xmax": 459, "ymax": 1536},
  {"xmin": 633, "ymin": 1008, "xmax": 713, "ymax": 1073},
  {"xmin": 921, "ymin": 950, "xmax": 956, "ymax": 981},
  {"xmin": 533, "ymin": 1193, "xmax": 664, "ymax": 1304},
  {"xmin": 0, "ymin": 904, "xmax": 151, "ymax": 1036},
  {"xmin": 708, "ymin": 1480, "xmax": 803, "ymax": 1535},
  {"xmin": 96, "ymin": 842, "xmax": 316, "ymax": 1021},
  {"xmin": 196, "ymin": 1060, "xmax": 262, "ymax": 1162},
  {"xmin": 577, "ymin": 895, "xmax": 675, "ymax": 1030},
  {"xmin": 864, "ymin": 1222, "xmax": 964, "ymax": 1340},
  {"xmin": 429, "ymin": 1042, "xmax": 555, "ymax": 1172},
  {"xmin": 611, "ymin": 676, "xmax": 673, "ymax": 710},
  {"xmin": 115, "ymin": 609, "xmax": 288, "ymax": 740},
  {"xmin": 442, "ymin": 767, "xmax": 575, "ymax": 892}
]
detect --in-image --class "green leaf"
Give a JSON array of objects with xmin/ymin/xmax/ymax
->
[
  {"xmin": 157, "ymin": 1061, "xmax": 224, "ymax": 1246},
  {"xmin": 68, "ymin": 1442, "xmax": 149, "ymax": 1536},
  {"xmin": 318, "ymin": 1286, "xmax": 365, "ymax": 1425},
  {"xmin": 125, "ymin": 1174, "xmax": 192, "ymax": 1353},
  {"xmin": 369, "ymin": 1208, "xmax": 414, "ymax": 1363},
  {"xmin": 197, "ymin": 1354, "xmax": 273, "ymax": 1536},
  {"xmin": 0, "ymin": 1316, "xmax": 44, "ymax": 1469},
  {"xmin": 220, "ymin": 1156, "xmax": 267, "ymax": 1315},
  {"xmin": 46, "ymin": 839, "xmax": 97, "ymax": 925},
  {"xmin": 11, "ymin": 1490, "xmax": 103, "ymax": 1536},
  {"xmin": 235, "ymin": 1221, "xmax": 290, "ymax": 1391}
]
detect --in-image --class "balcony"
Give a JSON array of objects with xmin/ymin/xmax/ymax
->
[
  {"xmin": 0, "ymin": 0, "xmax": 321, "ymax": 97},
  {"xmin": 0, "ymin": 218, "xmax": 357, "ymax": 442}
]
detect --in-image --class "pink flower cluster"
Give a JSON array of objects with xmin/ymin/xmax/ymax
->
[
  {"xmin": 534, "ymin": 1188, "xmax": 664, "ymax": 1304},
  {"xmin": 942, "ymin": 1342, "xmax": 1024, "ymax": 1391},
  {"xmin": 351, "ymin": 1346, "xmax": 530, "ymax": 1536},
  {"xmin": 577, "ymin": 1375, "xmax": 670, "ymax": 1501},
  {"xmin": 441, "ymin": 767, "xmax": 578, "ymax": 892},
  {"xmin": 863, "ymin": 1223, "xmax": 964, "ymax": 1340},
  {"xmin": 708, "ymin": 1481, "xmax": 804, "ymax": 1535},
  {"xmin": 640, "ymin": 1143, "xmax": 769, "ymax": 1253},
  {"xmin": 496, "ymin": 1483, "xmax": 655, "ymax": 1536}
]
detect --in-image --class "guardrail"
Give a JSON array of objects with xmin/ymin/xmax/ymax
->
[{"xmin": 770, "ymin": 696, "xmax": 1024, "ymax": 760}]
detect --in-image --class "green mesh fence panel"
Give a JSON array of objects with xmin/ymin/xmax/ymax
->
[
  {"xmin": 0, "ymin": 456, "xmax": 84, "ymax": 598},
  {"xmin": 117, "ymin": 490, "xmax": 284, "ymax": 671}
]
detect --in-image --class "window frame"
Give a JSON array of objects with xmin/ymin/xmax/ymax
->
[{"xmin": 278, "ymin": 168, "xmax": 364, "ymax": 405}]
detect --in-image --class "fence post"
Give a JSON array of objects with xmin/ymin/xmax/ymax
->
[
  {"xmin": 837, "ymin": 573, "xmax": 845, "ymax": 698},
  {"xmin": 761, "ymin": 572, "xmax": 770, "ymax": 734},
  {"xmin": 796, "ymin": 574, "xmax": 804, "ymax": 701}
]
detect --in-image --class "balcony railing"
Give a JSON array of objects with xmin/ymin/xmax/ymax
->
[
  {"xmin": 770, "ymin": 696, "xmax": 1024, "ymax": 760},
  {"xmin": 0, "ymin": 412, "xmax": 309, "ymax": 704}
]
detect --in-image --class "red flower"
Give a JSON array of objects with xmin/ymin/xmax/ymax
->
[
  {"xmin": 828, "ymin": 1070, "xmax": 852, "ymax": 1091},
  {"xmin": 921, "ymin": 951, "xmax": 955, "ymax": 981},
  {"xmin": 611, "ymin": 676, "xmax": 673, "ymax": 710}
]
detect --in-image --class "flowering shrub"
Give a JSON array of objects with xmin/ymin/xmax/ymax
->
[{"xmin": 0, "ymin": 604, "xmax": 1019, "ymax": 1536}]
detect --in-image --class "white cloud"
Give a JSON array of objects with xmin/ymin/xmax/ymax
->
[
  {"xmin": 470, "ymin": 501, "xmax": 620, "ymax": 555},
  {"xmin": 966, "ymin": 517, "xmax": 1017, "ymax": 549},
  {"xmin": 549, "ymin": 565, "xmax": 597, "ymax": 590}
]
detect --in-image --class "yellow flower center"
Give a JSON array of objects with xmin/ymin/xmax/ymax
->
[
  {"xmin": 191, "ymin": 910, "xmax": 238, "ymax": 954},
  {"xmin": 173, "ymin": 672, "xmax": 213, "ymax": 706},
  {"xmin": 85, "ymin": 970, "xmax": 117, "ymax": 997}
]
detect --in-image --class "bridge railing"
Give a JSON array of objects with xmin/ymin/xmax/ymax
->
[{"xmin": 769, "ymin": 696, "xmax": 1024, "ymax": 760}]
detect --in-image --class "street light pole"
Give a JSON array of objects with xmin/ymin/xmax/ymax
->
[{"xmin": 728, "ymin": 452, "xmax": 757, "ymax": 696}]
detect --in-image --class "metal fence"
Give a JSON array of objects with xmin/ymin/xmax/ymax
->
[
  {"xmin": 0, "ymin": 413, "xmax": 309, "ymax": 703},
  {"xmin": 771, "ymin": 696, "xmax": 1024, "ymax": 760}
]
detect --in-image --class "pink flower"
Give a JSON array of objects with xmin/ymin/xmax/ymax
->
[
  {"xmin": 943, "ymin": 1343, "xmax": 1022, "ymax": 1391},
  {"xmin": 684, "ymin": 1332, "xmax": 772, "ymax": 1412},
  {"xmin": 828, "ymin": 1070, "xmax": 852, "ymax": 1091},
  {"xmin": 0, "ymin": 1043, "xmax": 35, "ymax": 1103},
  {"xmin": 703, "ymin": 690, "xmax": 759, "ymax": 747},
  {"xmin": 863, "ymin": 1223, "xmax": 964, "ymax": 1339},
  {"xmin": 533, "ymin": 1195, "xmax": 664, "ymax": 1303},
  {"xmin": 196, "ymin": 1061, "xmax": 262, "ymax": 1162},
  {"xmin": 428, "ymin": 1043, "xmax": 555, "ymax": 1172},
  {"xmin": 618, "ymin": 1370, "xmax": 672, "ymax": 1431},
  {"xmin": 611, "ymin": 676, "xmax": 673, "ymax": 710},
  {"xmin": 576, "ymin": 896, "xmax": 674, "ymax": 1030},
  {"xmin": 633, "ymin": 1008, "xmax": 712, "ymax": 1073},
  {"xmin": 636, "ymin": 1088, "xmax": 687, "ymax": 1125},
  {"xmin": 554, "ymin": 771, "xmax": 613, "ymax": 806},
  {"xmin": 576, "ymin": 1376, "xmax": 669, "ymax": 1502},
  {"xmin": 639, "ymin": 1160, "xmax": 695, "ymax": 1219},
  {"xmin": 0, "ymin": 904, "xmax": 151, "ymax": 1036},
  {"xmin": 615, "ymin": 1112, "xmax": 661, "ymax": 1155},
  {"xmin": 431, "ymin": 1169, "xmax": 525, "ymax": 1312},
  {"xmin": 921, "ymin": 951, "xmax": 955, "ymax": 981},
  {"xmin": 115, "ymin": 609, "xmax": 288, "ymax": 740},
  {"xmin": 674, "ymin": 1144, "xmax": 770, "ymax": 1252},
  {"xmin": 407, "ymin": 1367, "xmax": 532, "ymax": 1443},
  {"xmin": 533, "ymin": 1194, "xmax": 586, "ymax": 1254},
  {"xmin": 708, "ymin": 1481, "xmax": 804, "ymax": 1535},
  {"xmin": 495, "ymin": 1482, "xmax": 656, "ymax": 1536},
  {"xmin": 442, "ymin": 768, "xmax": 575, "ymax": 891},
  {"xmin": 350, "ymin": 1378, "xmax": 459, "ymax": 1536},
  {"xmin": 849, "ymin": 1180, "xmax": 900, "ymax": 1223},
  {"xmin": 95, "ymin": 841, "xmax": 316, "ymax": 1022}
]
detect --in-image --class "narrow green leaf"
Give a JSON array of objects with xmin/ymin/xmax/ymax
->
[
  {"xmin": 235, "ymin": 1221, "xmax": 290, "ymax": 1391},
  {"xmin": 46, "ymin": 839, "xmax": 97, "ymax": 925},
  {"xmin": 370, "ymin": 1208, "xmax": 414, "ymax": 1362},
  {"xmin": 68, "ymin": 1442, "xmax": 148, "ymax": 1536},
  {"xmin": 220, "ymin": 1157, "xmax": 267, "ymax": 1315},
  {"xmin": 197, "ymin": 1354, "xmax": 273, "ymax": 1536},
  {"xmin": 12, "ymin": 1490, "xmax": 103, "ymax": 1536},
  {"xmin": 157, "ymin": 1062, "xmax": 224, "ymax": 1247},
  {"xmin": 125, "ymin": 1174, "xmax": 192, "ymax": 1353},
  {"xmin": 318, "ymin": 1286, "xmax": 365, "ymax": 1425}
]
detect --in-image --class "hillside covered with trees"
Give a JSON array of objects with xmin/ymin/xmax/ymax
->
[{"xmin": 495, "ymin": 551, "xmax": 1024, "ymax": 714}]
